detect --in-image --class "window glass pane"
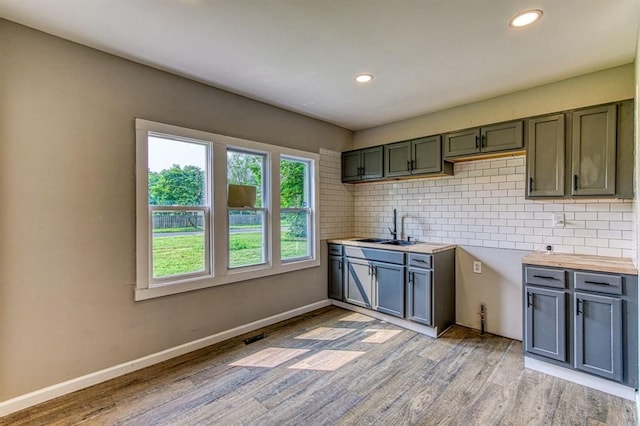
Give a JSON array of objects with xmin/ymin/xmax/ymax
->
[
  {"xmin": 229, "ymin": 210, "xmax": 265, "ymax": 268},
  {"xmin": 281, "ymin": 211, "xmax": 310, "ymax": 260},
  {"xmin": 280, "ymin": 158, "xmax": 309, "ymax": 208},
  {"xmin": 148, "ymin": 136, "xmax": 207, "ymax": 206},
  {"xmin": 152, "ymin": 211, "xmax": 205, "ymax": 278},
  {"xmin": 227, "ymin": 150, "xmax": 264, "ymax": 207}
]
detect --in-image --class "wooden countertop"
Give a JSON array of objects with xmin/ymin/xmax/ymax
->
[
  {"xmin": 522, "ymin": 252, "xmax": 638, "ymax": 275},
  {"xmin": 327, "ymin": 237, "xmax": 456, "ymax": 254}
]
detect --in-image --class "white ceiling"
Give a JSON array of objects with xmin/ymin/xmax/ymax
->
[{"xmin": 1, "ymin": 0, "xmax": 638, "ymax": 131}]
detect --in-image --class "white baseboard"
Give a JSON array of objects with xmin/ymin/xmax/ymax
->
[
  {"xmin": 331, "ymin": 300, "xmax": 439, "ymax": 338},
  {"xmin": 525, "ymin": 356, "xmax": 637, "ymax": 401},
  {"xmin": 0, "ymin": 300, "xmax": 331, "ymax": 418}
]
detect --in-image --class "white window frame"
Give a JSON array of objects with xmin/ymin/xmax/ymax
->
[{"xmin": 135, "ymin": 119, "xmax": 320, "ymax": 301}]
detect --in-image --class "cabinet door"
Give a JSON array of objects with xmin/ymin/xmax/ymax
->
[
  {"xmin": 524, "ymin": 286, "xmax": 567, "ymax": 362},
  {"xmin": 481, "ymin": 121, "xmax": 523, "ymax": 153},
  {"xmin": 571, "ymin": 105, "xmax": 617, "ymax": 196},
  {"xmin": 443, "ymin": 128, "xmax": 480, "ymax": 158},
  {"xmin": 574, "ymin": 292, "xmax": 622, "ymax": 382},
  {"xmin": 412, "ymin": 136, "xmax": 442, "ymax": 174},
  {"xmin": 407, "ymin": 267, "xmax": 432, "ymax": 326},
  {"xmin": 342, "ymin": 151, "xmax": 362, "ymax": 182},
  {"xmin": 374, "ymin": 262, "xmax": 405, "ymax": 318},
  {"xmin": 361, "ymin": 146, "xmax": 384, "ymax": 180},
  {"xmin": 345, "ymin": 258, "xmax": 373, "ymax": 308},
  {"xmin": 526, "ymin": 114, "xmax": 565, "ymax": 197},
  {"xmin": 328, "ymin": 255, "xmax": 343, "ymax": 301},
  {"xmin": 385, "ymin": 141, "xmax": 412, "ymax": 178}
]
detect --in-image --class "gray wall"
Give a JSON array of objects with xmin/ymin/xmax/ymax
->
[
  {"xmin": 0, "ymin": 19, "xmax": 352, "ymax": 400},
  {"xmin": 455, "ymin": 247, "xmax": 528, "ymax": 340}
]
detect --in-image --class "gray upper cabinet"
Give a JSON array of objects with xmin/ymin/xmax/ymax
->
[
  {"xmin": 413, "ymin": 136, "xmax": 444, "ymax": 174},
  {"xmin": 574, "ymin": 291, "xmax": 623, "ymax": 382},
  {"xmin": 443, "ymin": 129, "xmax": 480, "ymax": 158},
  {"xmin": 571, "ymin": 105, "xmax": 617, "ymax": 196},
  {"xmin": 527, "ymin": 100, "xmax": 633, "ymax": 199},
  {"xmin": 341, "ymin": 146, "xmax": 383, "ymax": 182},
  {"xmin": 341, "ymin": 150, "xmax": 362, "ymax": 182},
  {"xmin": 385, "ymin": 141, "xmax": 412, "ymax": 177},
  {"xmin": 481, "ymin": 121, "xmax": 524, "ymax": 153},
  {"xmin": 526, "ymin": 114, "xmax": 565, "ymax": 197},
  {"xmin": 444, "ymin": 121, "xmax": 523, "ymax": 159},
  {"xmin": 385, "ymin": 136, "xmax": 446, "ymax": 178}
]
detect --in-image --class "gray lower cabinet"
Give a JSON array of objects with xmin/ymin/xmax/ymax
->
[
  {"xmin": 522, "ymin": 264, "xmax": 637, "ymax": 387},
  {"xmin": 328, "ymin": 255, "xmax": 343, "ymax": 301},
  {"xmin": 385, "ymin": 136, "xmax": 449, "ymax": 178},
  {"xmin": 345, "ymin": 258, "xmax": 374, "ymax": 308},
  {"xmin": 524, "ymin": 286, "xmax": 567, "ymax": 362},
  {"xmin": 329, "ymin": 244, "xmax": 455, "ymax": 334},
  {"xmin": 344, "ymin": 251, "xmax": 404, "ymax": 317},
  {"xmin": 444, "ymin": 120, "xmax": 523, "ymax": 159},
  {"xmin": 574, "ymin": 291, "xmax": 622, "ymax": 381},
  {"xmin": 341, "ymin": 146, "xmax": 384, "ymax": 182},
  {"xmin": 329, "ymin": 243, "xmax": 455, "ymax": 333},
  {"xmin": 374, "ymin": 261, "xmax": 405, "ymax": 317},
  {"xmin": 407, "ymin": 266, "xmax": 432, "ymax": 326}
]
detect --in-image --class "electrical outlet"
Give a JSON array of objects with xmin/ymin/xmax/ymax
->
[
  {"xmin": 552, "ymin": 213, "xmax": 565, "ymax": 228},
  {"xmin": 473, "ymin": 261, "xmax": 482, "ymax": 274}
]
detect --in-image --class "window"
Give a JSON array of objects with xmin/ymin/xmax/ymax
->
[
  {"xmin": 227, "ymin": 149, "xmax": 267, "ymax": 269},
  {"xmin": 280, "ymin": 157, "xmax": 312, "ymax": 261},
  {"xmin": 136, "ymin": 119, "xmax": 319, "ymax": 300},
  {"xmin": 148, "ymin": 134, "xmax": 211, "ymax": 284}
]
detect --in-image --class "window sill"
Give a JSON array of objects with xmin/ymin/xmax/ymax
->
[{"xmin": 135, "ymin": 257, "xmax": 320, "ymax": 301}]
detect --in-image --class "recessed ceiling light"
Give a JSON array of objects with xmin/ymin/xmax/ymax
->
[
  {"xmin": 355, "ymin": 73, "xmax": 374, "ymax": 83},
  {"xmin": 510, "ymin": 9, "xmax": 543, "ymax": 28}
]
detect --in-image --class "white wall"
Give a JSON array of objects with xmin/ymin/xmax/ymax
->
[{"xmin": 320, "ymin": 148, "xmax": 354, "ymax": 239}]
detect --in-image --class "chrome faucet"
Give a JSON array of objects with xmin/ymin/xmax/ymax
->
[{"xmin": 388, "ymin": 208, "xmax": 398, "ymax": 240}]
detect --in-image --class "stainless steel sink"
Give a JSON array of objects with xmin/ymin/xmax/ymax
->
[
  {"xmin": 354, "ymin": 238, "xmax": 392, "ymax": 243},
  {"xmin": 382, "ymin": 240, "xmax": 418, "ymax": 246},
  {"xmin": 354, "ymin": 238, "xmax": 418, "ymax": 246}
]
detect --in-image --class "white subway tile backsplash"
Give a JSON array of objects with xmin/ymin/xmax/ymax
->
[
  {"xmin": 348, "ymin": 155, "xmax": 635, "ymax": 258},
  {"xmin": 320, "ymin": 151, "xmax": 635, "ymax": 258}
]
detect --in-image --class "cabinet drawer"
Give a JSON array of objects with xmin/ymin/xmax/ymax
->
[
  {"xmin": 574, "ymin": 272, "xmax": 622, "ymax": 295},
  {"xmin": 344, "ymin": 246, "xmax": 404, "ymax": 265},
  {"xmin": 328, "ymin": 244, "xmax": 343, "ymax": 256},
  {"xmin": 408, "ymin": 253, "xmax": 432, "ymax": 269},
  {"xmin": 525, "ymin": 267, "xmax": 566, "ymax": 289}
]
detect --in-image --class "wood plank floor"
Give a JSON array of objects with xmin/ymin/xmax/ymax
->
[{"xmin": 1, "ymin": 306, "xmax": 636, "ymax": 425}]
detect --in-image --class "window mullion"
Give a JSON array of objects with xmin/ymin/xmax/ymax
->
[{"xmin": 271, "ymin": 154, "xmax": 281, "ymax": 266}]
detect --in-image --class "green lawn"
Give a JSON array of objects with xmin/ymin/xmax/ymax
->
[{"xmin": 153, "ymin": 232, "xmax": 309, "ymax": 277}]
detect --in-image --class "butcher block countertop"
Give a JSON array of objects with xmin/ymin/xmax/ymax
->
[
  {"xmin": 522, "ymin": 252, "xmax": 638, "ymax": 275},
  {"xmin": 327, "ymin": 238, "xmax": 456, "ymax": 254}
]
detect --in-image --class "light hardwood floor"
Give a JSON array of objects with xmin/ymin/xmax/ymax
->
[{"xmin": 1, "ymin": 306, "xmax": 636, "ymax": 425}]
